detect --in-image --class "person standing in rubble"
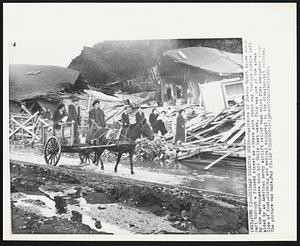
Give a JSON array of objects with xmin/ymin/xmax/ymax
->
[
  {"xmin": 86, "ymin": 100, "xmax": 106, "ymax": 143},
  {"xmin": 121, "ymin": 106, "xmax": 131, "ymax": 128},
  {"xmin": 135, "ymin": 106, "xmax": 145, "ymax": 124},
  {"xmin": 175, "ymin": 109, "xmax": 186, "ymax": 143},
  {"xmin": 149, "ymin": 109, "xmax": 159, "ymax": 133},
  {"xmin": 156, "ymin": 111, "xmax": 168, "ymax": 136},
  {"xmin": 67, "ymin": 96, "xmax": 81, "ymax": 144}
]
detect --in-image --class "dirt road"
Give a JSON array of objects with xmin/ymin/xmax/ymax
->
[{"xmin": 10, "ymin": 158, "xmax": 248, "ymax": 234}]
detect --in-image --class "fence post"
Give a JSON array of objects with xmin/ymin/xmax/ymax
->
[{"xmin": 70, "ymin": 121, "xmax": 74, "ymax": 146}]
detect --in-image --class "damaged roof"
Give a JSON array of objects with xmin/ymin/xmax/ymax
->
[
  {"xmin": 9, "ymin": 64, "xmax": 84, "ymax": 101},
  {"xmin": 162, "ymin": 46, "xmax": 243, "ymax": 75}
]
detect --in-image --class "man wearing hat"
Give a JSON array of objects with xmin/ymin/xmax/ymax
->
[
  {"xmin": 67, "ymin": 96, "xmax": 81, "ymax": 144},
  {"xmin": 88, "ymin": 100, "xmax": 106, "ymax": 129},
  {"xmin": 121, "ymin": 106, "xmax": 131, "ymax": 128},
  {"xmin": 86, "ymin": 100, "xmax": 106, "ymax": 144},
  {"xmin": 135, "ymin": 106, "xmax": 145, "ymax": 124}
]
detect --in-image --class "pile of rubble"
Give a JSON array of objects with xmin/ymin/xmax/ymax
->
[{"xmin": 173, "ymin": 104, "xmax": 245, "ymax": 169}]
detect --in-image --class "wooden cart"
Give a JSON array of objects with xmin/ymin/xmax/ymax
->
[{"xmin": 42, "ymin": 121, "xmax": 135, "ymax": 166}]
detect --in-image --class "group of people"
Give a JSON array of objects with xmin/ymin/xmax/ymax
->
[
  {"xmin": 53, "ymin": 96, "xmax": 186, "ymax": 145},
  {"xmin": 53, "ymin": 97, "xmax": 106, "ymax": 145},
  {"xmin": 53, "ymin": 96, "xmax": 82, "ymax": 144},
  {"xmin": 121, "ymin": 106, "xmax": 186, "ymax": 143}
]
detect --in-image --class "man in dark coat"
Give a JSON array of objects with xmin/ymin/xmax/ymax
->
[
  {"xmin": 53, "ymin": 103, "xmax": 67, "ymax": 130},
  {"xmin": 88, "ymin": 100, "xmax": 106, "ymax": 128},
  {"xmin": 67, "ymin": 96, "xmax": 81, "ymax": 144},
  {"xmin": 149, "ymin": 109, "xmax": 159, "ymax": 133},
  {"xmin": 135, "ymin": 106, "xmax": 145, "ymax": 124},
  {"xmin": 175, "ymin": 109, "xmax": 186, "ymax": 143},
  {"xmin": 87, "ymin": 100, "xmax": 106, "ymax": 143},
  {"xmin": 121, "ymin": 106, "xmax": 131, "ymax": 128}
]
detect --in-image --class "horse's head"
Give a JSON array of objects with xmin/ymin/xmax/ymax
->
[{"xmin": 139, "ymin": 119, "xmax": 154, "ymax": 140}]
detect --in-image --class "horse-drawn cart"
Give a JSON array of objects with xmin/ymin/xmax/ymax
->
[
  {"xmin": 41, "ymin": 121, "xmax": 135, "ymax": 166},
  {"xmin": 41, "ymin": 119, "xmax": 153, "ymax": 174}
]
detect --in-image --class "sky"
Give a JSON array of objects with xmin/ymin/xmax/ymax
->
[
  {"xmin": 4, "ymin": 4, "xmax": 108, "ymax": 67},
  {"xmin": 4, "ymin": 3, "xmax": 194, "ymax": 67},
  {"xmin": 4, "ymin": 3, "xmax": 289, "ymax": 68},
  {"xmin": 4, "ymin": 3, "xmax": 247, "ymax": 68}
]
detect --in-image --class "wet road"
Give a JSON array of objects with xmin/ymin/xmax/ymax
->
[{"xmin": 9, "ymin": 145, "xmax": 247, "ymax": 197}]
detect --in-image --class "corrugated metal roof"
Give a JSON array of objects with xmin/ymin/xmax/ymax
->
[
  {"xmin": 9, "ymin": 64, "xmax": 81, "ymax": 101},
  {"xmin": 162, "ymin": 46, "xmax": 243, "ymax": 75}
]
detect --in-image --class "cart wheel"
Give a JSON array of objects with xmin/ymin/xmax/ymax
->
[
  {"xmin": 79, "ymin": 151, "xmax": 96, "ymax": 165},
  {"xmin": 44, "ymin": 136, "xmax": 61, "ymax": 166}
]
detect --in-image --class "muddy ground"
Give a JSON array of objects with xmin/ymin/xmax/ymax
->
[{"xmin": 10, "ymin": 159, "xmax": 248, "ymax": 234}]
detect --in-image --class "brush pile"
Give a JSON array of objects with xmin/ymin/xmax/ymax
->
[{"xmin": 135, "ymin": 137, "xmax": 177, "ymax": 161}]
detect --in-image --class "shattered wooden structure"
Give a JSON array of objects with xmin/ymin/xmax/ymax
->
[
  {"xmin": 171, "ymin": 104, "xmax": 245, "ymax": 169},
  {"xmin": 9, "ymin": 111, "xmax": 50, "ymax": 145}
]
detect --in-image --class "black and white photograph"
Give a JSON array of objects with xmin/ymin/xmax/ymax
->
[
  {"xmin": 8, "ymin": 36, "xmax": 248, "ymax": 234},
  {"xmin": 3, "ymin": 2, "xmax": 296, "ymax": 241}
]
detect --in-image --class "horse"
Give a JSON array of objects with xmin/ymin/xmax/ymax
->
[{"xmin": 90, "ymin": 119, "xmax": 154, "ymax": 174}]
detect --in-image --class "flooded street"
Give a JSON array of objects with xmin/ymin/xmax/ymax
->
[
  {"xmin": 10, "ymin": 145, "xmax": 246, "ymax": 197},
  {"xmin": 9, "ymin": 145, "xmax": 248, "ymax": 234}
]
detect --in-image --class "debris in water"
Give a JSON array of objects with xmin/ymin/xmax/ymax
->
[
  {"xmin": 95, "ymin": 220, "xmax": 102, "ymax": 229},
  {"xmin": 71, "ymin": 211, "xmax": 82, "ymax": 222},
  {"xmin": 54, "ymin": 196, "xmax": 67, "ymax": 214}
]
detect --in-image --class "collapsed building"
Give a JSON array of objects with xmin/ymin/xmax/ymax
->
[
  {"xmin": 9, "ymin": 64, "xmax": 90, "ymax": 114},
  {"xmin": 158, "ymin": 46, "xmax": 243, "ymax": 113}
]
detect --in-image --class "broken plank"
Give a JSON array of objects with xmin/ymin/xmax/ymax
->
[
  {"xmin": 183, "ymin": 132, "xmax": 225, "ymax": 145},
  {"xmin": 227, "ymin": 128, "xmax": 245, "ymax": 145},
  {"xmin": 203, "ymin": 147, "xmax": 243, "ymax": 170},
  {"xmin": 219, "ymin": 120, "xmax": 244, "ymax": 142},
  {"xmin": 193, "ymin": 119, "xmax": 226, "ymax": 137},
  {"xmin": 187, "ymin": 132, "xmax": 203, "ymax": 140}
]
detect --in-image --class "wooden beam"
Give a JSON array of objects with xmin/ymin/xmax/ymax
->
[
  {"xmin": 187, "ymin": 132, "xmax": 203, "ymax": 140},
  {"xmin": 21, "ymin": 104, "xmax": 31, "ymax": 114},
  {"xmin": 39, "ymin": 117, "xmax": 50, "ymax": 127},
  {"xmin": 227, "ymin": 128, "xmax": 245, "ymax": 145},
  {"xmin": 182, "ymin": 132, "xmax": 224, "ymax": 145},
  {"xmin": 218, "ymin": 120, "xmax": 244, "ymax": 142},
  {"xmin": 70, "ymin": 121, "xmax": 74, "ymax": 146},
  {"xmin": 203, "ymin": 147, "xmax": 243, "ymax": 170}
]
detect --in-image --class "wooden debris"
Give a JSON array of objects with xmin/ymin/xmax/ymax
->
[
  {"xmin": 173, "ymin": 104, "xmax": 245, "ymax": 164},
  {"xmin": 203, "ymin": 147, "xmax": 244, "ymax": 170}
]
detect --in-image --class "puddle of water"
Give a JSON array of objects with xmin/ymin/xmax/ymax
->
[
  {"xmin": 12, "ymin": 193, "xmax": 133, "ymax": 234},
  {"xmin": 12, "ymin": 193, "xmax": 58, "ymax": 218}
]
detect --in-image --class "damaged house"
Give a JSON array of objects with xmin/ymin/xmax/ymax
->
[
  {"xmin": 9, "ymin": 64, "xmax": 89, "ymax": 114},
  {"xmin": 158, "ymin": 46, "xmax": 243, "ymax": 113}
]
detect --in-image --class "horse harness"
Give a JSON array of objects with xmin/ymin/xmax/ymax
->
[{"xmin": 90, "ymin": 121, "xmax": 135, "ymax": 146}]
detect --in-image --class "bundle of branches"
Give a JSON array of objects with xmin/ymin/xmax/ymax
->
[{"xmin": 135, "ymin": 137, "xmax": 177, "ymax": 161}]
